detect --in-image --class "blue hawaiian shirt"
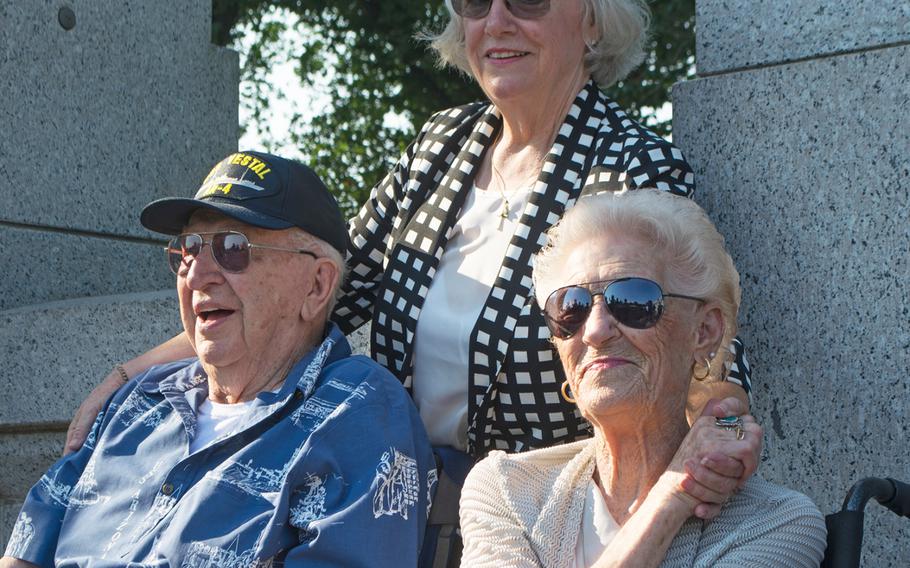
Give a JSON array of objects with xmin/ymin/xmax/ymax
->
[{"xmin": 4, "ymin": 324, "xmax": 436, "ymax": 567}]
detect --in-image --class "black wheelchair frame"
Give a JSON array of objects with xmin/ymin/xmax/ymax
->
[{"xmin": 822, "ymin": 477, "xmax": 910, "ymax": 568}]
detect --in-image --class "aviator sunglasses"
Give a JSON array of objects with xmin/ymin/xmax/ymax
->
[
  {"xmin": 166, "ymin": 231, "xmax": 318, "ymax": 275},
  {"xmin": 543, "ymin": 277, "xmax": 703, "ymax": 339},
  {"xmin": 451, "ymin": 0, "xmax": 551, "ymax": 19}
]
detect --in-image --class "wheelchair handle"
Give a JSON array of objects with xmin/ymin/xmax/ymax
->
[
  {"xmin": 841, "ymin": 477, "xmax": 910, "ymax": 518},
  {"xmin": 822, "ymin": 477, "xmax": 910, "ymax": 568}
]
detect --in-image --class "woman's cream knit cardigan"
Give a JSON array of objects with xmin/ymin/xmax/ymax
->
[{"xmin": 460, "ymin": 439, "xmax": 826, "ymax": 567}]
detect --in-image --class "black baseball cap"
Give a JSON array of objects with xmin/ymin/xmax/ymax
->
[{"xmin": 140, "ymin": 151, "xmax": 348, "ymax": 254}]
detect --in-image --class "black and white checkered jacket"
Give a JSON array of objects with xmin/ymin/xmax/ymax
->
[{"xmin": 333, "ymin": 80, "xmax": 752, "ymax": 457}]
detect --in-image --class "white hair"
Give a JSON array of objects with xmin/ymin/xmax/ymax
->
[
  {"xmin": 423, "ymin": 0, "xmax": 650, "ymax": 88},
  {"xmin": 533, "ymin": 189, "xmax": 741, "ymax": 374}
]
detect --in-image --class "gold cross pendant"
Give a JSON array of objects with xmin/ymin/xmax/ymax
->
[{"xmin": 498, "ymin": 199, "xmax": 510, "ymax": 230}]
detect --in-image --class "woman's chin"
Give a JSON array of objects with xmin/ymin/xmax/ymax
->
[
  {"xmin": 577, "ymin": 387, "xmax": 642, "ymax": 419},
  {"xmin": 482, "ymin": 77, "xmax": 535, "ymax": 106}
]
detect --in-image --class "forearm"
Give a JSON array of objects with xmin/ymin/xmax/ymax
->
[
  {"xmin": 0, "ymin": 557, "xmax": 40, "ymax": 568},
  {"xmin": 460, "ymin": 459, "xmax": 542, "ymax": 567},
  {"xmin": 65, "ymin": 332, "xmax": 193, "ymax": 454},
  {"xmin": 591, "ymin": 476, "xmax": 694, "ymax": 568}
]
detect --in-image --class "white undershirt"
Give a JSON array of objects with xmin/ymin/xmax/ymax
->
[
  {"xmin": 412, "ymin": 185, "xmax": 530, "ymax": 450},
  {"xmin": 189, "ymin": 397, "xmax": 258, "ymax": 453},
  {"xmin": 575, "ymin": 479, "xmax": 622, "ymax": 567}
]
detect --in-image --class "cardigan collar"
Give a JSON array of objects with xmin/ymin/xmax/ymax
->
[{"xmin": 523, "ymin": 439, "xmax": 703, "ymax": 567}]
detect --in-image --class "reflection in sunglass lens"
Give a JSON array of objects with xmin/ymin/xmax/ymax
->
[
  {"xmin": 213, "ymin": 232, "xmax": 251, "ymax": 272},
  {"xmin": 547, "ymin": 287, "xmax": 594, "ymax": 338},
  {"xmin": 605, "ymin": 279, "xmax": 664, "ymax": 330},
  {"xmin": 543, "ymin": 278, "xmax": 669, "ymax": 338},
  {"xmin": 452, "ymin": 0, "xmax": 550, "ymax": 19},
  {"xmin": 167, "ymin": 234, "xmax": 203, "ymax": 274},
  {"xmin": 167, "ymin": 243, "xmax": 183, "ymax": 274}
]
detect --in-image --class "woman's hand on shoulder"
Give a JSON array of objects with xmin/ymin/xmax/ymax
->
[
  {"xmin": 64, "ymin": 332, "xmax": 196, "ymax": 455},
  {"xmin": 63, "ymin": 366, "xmax": 127, "ymax": 455},
  {"xmin": 667, "ymin": 397, "xmax": 763, "ymax": 519}
]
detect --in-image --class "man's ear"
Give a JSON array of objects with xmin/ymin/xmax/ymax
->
[{"xmin": 300, "ymin": 258, "xmax": 340, "ymax": 322}]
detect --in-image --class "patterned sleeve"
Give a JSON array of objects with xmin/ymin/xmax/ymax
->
[
  {"xmin": 282, "ymin": 384, "xmax": 436, "ymax": 567},
  {"xmin": 331, "ymin": 118, "xmax": 436, "ymax": 335},
  {"xmin": 727, "ymin": 337, "xmax": 753, "ymax": 400},
  {"xmin": 3, "ymin": 400, "xmax": 116, "ymax": 565},
  {"xmin": 625, "ymin": 136, "xmax": 696, "ymax": 198}
]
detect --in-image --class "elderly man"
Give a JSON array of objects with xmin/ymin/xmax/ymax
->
[{"xmin": 2, "ymin": 152, "xmax": 436, "ymax": 567}]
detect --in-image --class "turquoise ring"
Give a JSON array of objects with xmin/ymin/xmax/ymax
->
[{"xmin": 715, "ymin": 416, "xmax": 745, "ymax": 440}]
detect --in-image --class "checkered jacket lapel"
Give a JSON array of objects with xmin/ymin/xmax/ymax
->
[
  {"xmin": 467, "ymin": 84, "xmax": 605, "ymax": 453},
  {"xmin": 363, "ymin": 106, "xmax": 502, "ymax": 386}
]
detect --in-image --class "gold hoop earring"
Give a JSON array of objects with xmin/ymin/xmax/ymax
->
[
  {"xmin": 561, "ymin": 381, "xmax": 576, "ymax": 404},
  {"xmin": 693, "ymin": 357, "xmax": 712, "ymax": 381}
]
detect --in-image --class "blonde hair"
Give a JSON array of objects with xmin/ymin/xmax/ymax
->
[
  {"xmin": 533, "ymin": 189, "xmax": 741, "ymax": 371},
  {"xmin": 423, "ymin": 0, "xmax": 650, "ymax": 88}
]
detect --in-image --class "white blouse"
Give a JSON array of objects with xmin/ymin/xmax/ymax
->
[
  {"xmin": 575, "ymin": 479, "xmax": 621, "ymax": 567},
  {"xmin": 411, "ymin": 185, "xmax": 530, "ymax": 450}
]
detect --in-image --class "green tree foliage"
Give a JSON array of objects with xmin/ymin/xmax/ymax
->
[{"xmin": 212, "ymin": 0, "xmax": 695, "ymax": 216}]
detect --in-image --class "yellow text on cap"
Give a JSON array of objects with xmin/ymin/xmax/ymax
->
[{"xmin": 229, "ymin": 153, "xmax": 272, "ymax": 179}]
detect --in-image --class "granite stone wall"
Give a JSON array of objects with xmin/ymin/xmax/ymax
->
[
  {"xmin": 0, "ymin": 0, "xmax": 238, "ymax": 547},
  {"xmin": 673, "ymin": 2, "xmax": 910, "ymax": 565}
]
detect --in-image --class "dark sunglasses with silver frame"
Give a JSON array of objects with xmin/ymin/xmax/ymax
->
[
  {"xmin": 543, "ymin": 277, "xmax": 704, "ymax": 339},
  {"xmin": 451, "ymin": 0, "xmax": 551, "ymax": 20},
  {"xmin": 166, "ymin": 231, "xmax": 319, "ymax": 275}
]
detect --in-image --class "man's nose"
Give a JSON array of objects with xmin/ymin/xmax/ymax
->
[{"xmin": 183, "ymin": 244, "xmax": 224, "ymax": 289}]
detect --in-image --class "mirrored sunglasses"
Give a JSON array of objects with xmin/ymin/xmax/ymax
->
[
  {"xmin": 166, "ymin": 231, "xmax": 318, "ymax": 275},
  {"xmin": 543, "ymin": 277, "xmax": 704, "ymax": 339},
  {"xmin": 451, "ymin": 0, "xmax": 551, "ymax": 20}
]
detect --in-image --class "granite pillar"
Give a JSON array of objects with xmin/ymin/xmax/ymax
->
[
  {"xmin": 673, "ymin": 1, "xmax": 910, "ymax": 565},
  {"xmin": 0, "ymin": 0, "xmax": 238, "ymax": 547}
]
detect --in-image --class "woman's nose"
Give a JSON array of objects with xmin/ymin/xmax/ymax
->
[
  {"xmin": 484, "ymin": 0, "xmax": 517, "ymax": 35},
  {"xmin": 581, "ymin": 298, "xmax": 621, "ymax": 346}
]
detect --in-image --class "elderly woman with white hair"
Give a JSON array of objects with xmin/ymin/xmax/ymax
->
[{"xmin": 460, "ymin": 189, "xmax": 827, "ymax": 567}]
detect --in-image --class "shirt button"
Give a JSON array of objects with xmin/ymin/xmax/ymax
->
[{"xmin": 161, "ymin": 482, "xmax": 174, "ymax": 496}]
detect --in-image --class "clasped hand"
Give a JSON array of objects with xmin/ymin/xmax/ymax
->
[{"xmin": 662, "ymin": 397, "xmax": 762, "ymax": 519}]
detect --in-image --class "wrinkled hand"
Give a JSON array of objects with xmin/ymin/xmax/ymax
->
[
  {"xmin": 665, "ymin": 397, "xmax": 763, "ymax": 519},
  {"xmin": 63, "ymin": 368, "xmax": 125, "ymax": 455}
]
